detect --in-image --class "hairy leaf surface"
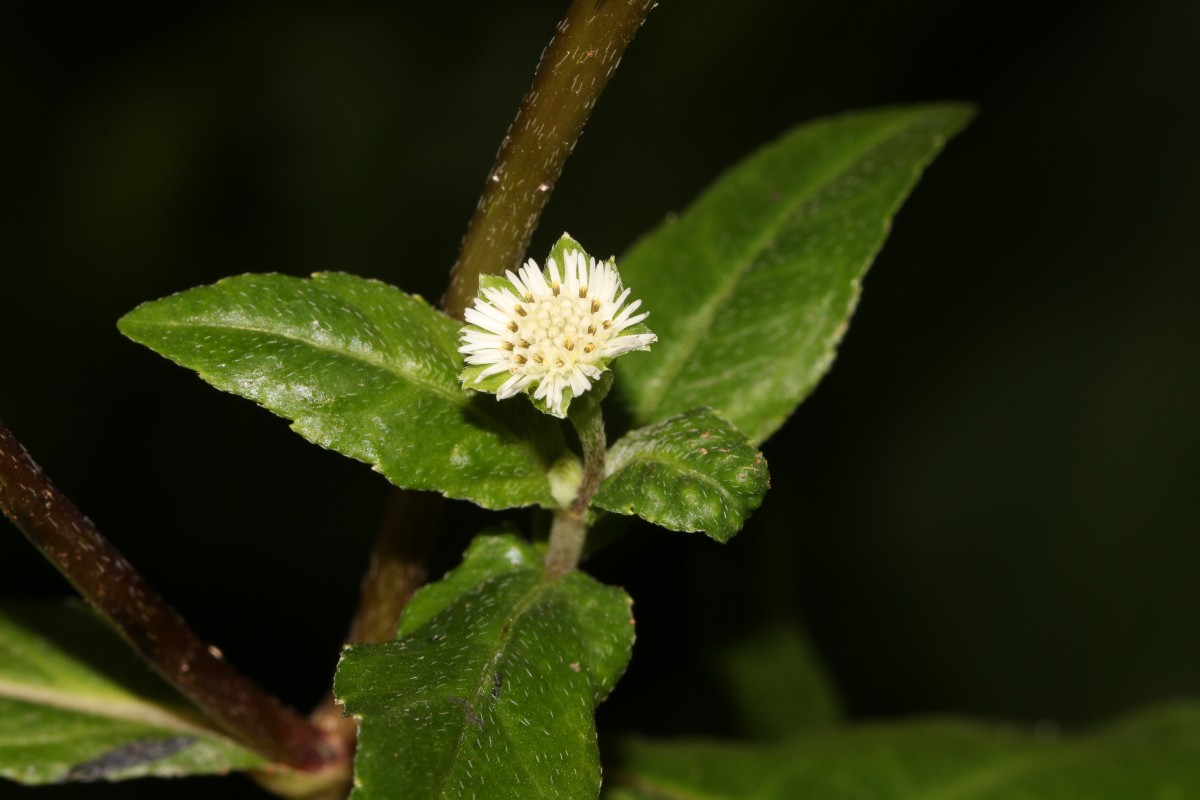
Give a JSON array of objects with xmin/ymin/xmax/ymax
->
[
  {"xmin": 335, "ymin": 536, "xmax": 635, "ymax": 800},
  {"xmin": 594, "ymin": 409, "xmax": 768, "ymax": 542},
  {"xmin": 120, "ymin": 272, "xmax": 565, "ymax": 510}
]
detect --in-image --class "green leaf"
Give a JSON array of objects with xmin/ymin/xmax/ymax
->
[
  {"xmin": 616, "ymin": 104, "xmax": 974, "ymax": 444},
  {"xmin": 712, "ymin": 620, "xmax": 840, "ymax": 738},
  {"xmin": 335, "ymin": 535, "xmax": 635, "ymax": 800},
  {"xmin": 593, "ymin": 409, "xmax": 768, "ymax": 542},
  {"xmin": 0, "ymin": 601, "xmax": 262, "ymax": 784},
  {"xmin": 119, "ymin": 272, "xmax": 566, "ymax": 510},
  {"xmin": 608, "ymin": 703, "xmax": 1200, "ymax": 799}
]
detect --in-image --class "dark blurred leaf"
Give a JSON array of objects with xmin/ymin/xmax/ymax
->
[
  {"xmin": 335, "ymin": 535, "xmax": 635, "ymax": 800},
  {"xmin": 607, "ymin": 703, "xmax": 1200, "ymax": 799},
  {"xmin": 616, "ymin": 104, "xmax": 974, "ymax": 444},
  {"xmin": 712, "ymin": 620, "xmax": 840, "ymax": 738},
  {"xmin": 119, "ymin": 272, "xmax": 566, "ymax": 510},
  {"xmin": 0, "ymin": 602, "xmax": 261, "ymax": 785}
]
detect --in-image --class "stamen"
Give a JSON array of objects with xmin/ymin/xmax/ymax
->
[
  {"xmin": 591, "ymin": 299, "xmax": 602, "ymax": 313},
  {"xmin": 579, "ymin": 286, "xmax": 588, "ymax": 298},
  {"xmin": 565, "ymin": 340, "xmax": 575, "ymax": 351},
  {"xmin": 602, "ymin": 320, "xmax": 612, "ymax": 329},
  {"xmin": 507, "ymin": 321, "xmax": 519, "ymax": 332},
  {"xmin": 555, "ymin": 357, "xmax": 565, "ymax": 368},
  {"xmin": 583, "ymin": 343, "xmax": 596, "ymax": 353},
  {"xmin": 514, "ymin": 354, "xmax": 527, "ymax": 365},
  {"xmin": 524, "ymin": 292, "xmax": 534, "ymax": 302},
  {"xmin": 533, "ymin": 354, "xmax": 544, "ymax": 363},
  {"xmin": 518, "ymin": 339, "xmax": 531, "ymax": 348},
  {"xmin": 515, "ymin": 305, "xmax": 528, "ymax": 317},
  {"xmin": 552, "ymin": 283, "xmax": 560, "ymax": 297},
  {"xmin": 587, "ymin": 324, "xmax": 596, "ymax": 335},
  {"xmin": 500, "ymin": 341, "xmax": 514, "ymax": 351}
]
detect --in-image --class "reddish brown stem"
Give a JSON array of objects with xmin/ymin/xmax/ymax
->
[
  {"xmin": 0, "ymin": 418, "xmax": 337, "ymax": 772},
  {"xmin": 443, "ymin": 0, "xmax": 659, "ymax": 319},
  {"xmin": 345, "ymin": 491, "xmax": 441, "ymax": 646},
  {"xmin": 311, "ymin": 490, "xmax": 439, "ymax": 749}
]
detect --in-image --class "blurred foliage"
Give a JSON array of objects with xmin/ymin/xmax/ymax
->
[{"xmin": 3, "ymin": 0, "xmax": 1199, "ymax": 796}]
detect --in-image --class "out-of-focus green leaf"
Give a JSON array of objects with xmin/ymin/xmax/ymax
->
[
  {"xmin": 617, "ymin": 105, "xmax": 974, "ymax": 444},
  {"xmin": 335, "ymin": 535, "xmax": 635, "ymax": 800},
  {"xmin": 0, "ymin": 602, "xmax": 262, "ymax": 785},
  {"xmin": 119, "ymin": 272, "xmax": 565, "ymax": 510},
  {"xmin": 593, "ymin": 409, "xmax": 768, "ymax": 542},
  {"xmin": 608, "ymin": 703, "xmax": 1200, "ymax": 799},
  {"xmin": 713, "ymin": 621, "xmax": 840, "ymax": 738}
]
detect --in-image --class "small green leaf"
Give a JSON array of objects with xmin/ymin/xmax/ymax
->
[
  {"xmin": 119, "ymin": 272, "xmax": 566, "ymax": 510},
  {"xmin": 335, "ymin": 535, "xmax": 635, "ymax": 800},
  {"xmin": 0, "ymin": 602, "xmax": 262, "ymax": 784},
  {"xmin": 593, "ymin": 409, "xmax": 768, "ymax": 542},
  {"xmin": 608, "ymin": 703, "xmax": 1200, "ymax": 799},
  {"xmin": 617, "ymin": 104, "xmax": 974, "ymax": 444},
  {"xmin": 712, "ymin": 621, "xmax": 841, "ymax": 738}
]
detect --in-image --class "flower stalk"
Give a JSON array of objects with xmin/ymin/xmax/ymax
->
[{"xmin": 544, "ymin": 373, "xmax": 609, "ymax": 578}]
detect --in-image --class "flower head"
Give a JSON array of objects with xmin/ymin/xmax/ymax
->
[{"xmin": 459, "ymin": 236, "xmax": 656, "ymax": 417}]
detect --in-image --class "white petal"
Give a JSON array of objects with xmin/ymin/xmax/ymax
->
[
  {"xmin": 497, "ymin": 373, "xmax": 532, "ymax": 398},
  {"xmin": 568, "ymin": 366, "xmax": 591, "ymax": 395},
  {"xmin": 474, "ymin": 361, "xmax": 512, "ymax": 382},
  {"xmin": 505, "ymin": 269, "xmax": 529, "ymax": 298}
]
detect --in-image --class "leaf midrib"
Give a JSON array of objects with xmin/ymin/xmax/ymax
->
[
  {"xmin": 137, "ymin": 316, "xmax": 464, "ymax": 405},
  {"xmin": 0, "ymin": 677, "xmax": 218, "ymax": 739},
  {"xmin": 135, "ymin": 317, "xmax": 557, "ymax": 475},
  {"xmin": 381, "ymin": 575, "xmax": 561, "ymax": 798},
  {"xmin": 633, "ymin": 113, "xmax": 921, "ymax": 422}
]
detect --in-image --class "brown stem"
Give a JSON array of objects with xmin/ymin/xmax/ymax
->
[
  {"xmin": 443, "ymin": 0, "xmax": 659, "ymax": 319},
  {"xmin": 310, "ymin": 490, "xmax": 439, "ymax": 745},
  {"xmin": 344, "ymin": 491, "xmax": 441, "ymax": 646},
  {"xmin": 0, "ymin": 418, "xmax": 338, "ymax": 772}
]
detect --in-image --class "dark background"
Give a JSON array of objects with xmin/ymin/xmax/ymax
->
[{"xmin": 4, "ymin": 0, "xmax": 1198, "ymax": 796}]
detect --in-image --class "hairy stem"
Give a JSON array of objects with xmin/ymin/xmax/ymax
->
[
  {"xmin": 443, "ymin": 0, "xmax": 658, "ymax": 319},
  {"xmin": 346, "ymin": 491, "xmax": 442, "ymax": 645},
  {"xmin": 311, "ymin": 490, "xmax": 439, "ymax": 744},
  {"xmin": 0, "ymin": 419, "xmax": 338, "ymax": 772},
  {"xmin": 545, "ymin": 398, "xmax": 606, "ymax": 578},
  {"xmin": 327, "ymin": 0, "xmax": 655, "ymax": 751}
]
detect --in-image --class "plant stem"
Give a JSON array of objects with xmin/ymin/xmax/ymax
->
[
  {"xmin": 0, "ymin": 418, "xmax": 338, "ymax": 772},
  {"xmin": 545, "ymin": 398, "xmax": 606, "ymax": 578},
  {"xmin": 442, "ymin": 0, "xmax": 659, "ymax": 319},
  {"xmin": 346, "ymin": 490, "xmax": 442, "ymax": 645},
  {"xmin": 310, "ymin": 490, "xmax": 439, "ymax": 744},
  {"xmin": 328, "ymin": 0, "xmax": 655, "ymax": 747}
]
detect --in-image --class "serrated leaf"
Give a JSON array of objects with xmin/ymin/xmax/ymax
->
[
  {"xmin": 593, "ymin": 409, "xmax": 768, "ymax": 542},
  {"xmin": 608, "ymin": 703, "xmax": 1200, "ymax": 799},
  {"xmin": 617, "ymin": 104, "xmax": 974, "ymax": 444},
  {"xmin": 335, "ymin": 535, "xmax": 635, "ymax": 800},
  {"xmin": 0, "ymin": 601, "xmax": 262, "ymax": 784},
  {"xmin": 119, "ymin": 272, "xmax": 566, "ymax": 510}
]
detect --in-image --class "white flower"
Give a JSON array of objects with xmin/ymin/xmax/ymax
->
[{"xmin": 459, "ymin": 245, "xmax": 656, "ymax": 417}]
